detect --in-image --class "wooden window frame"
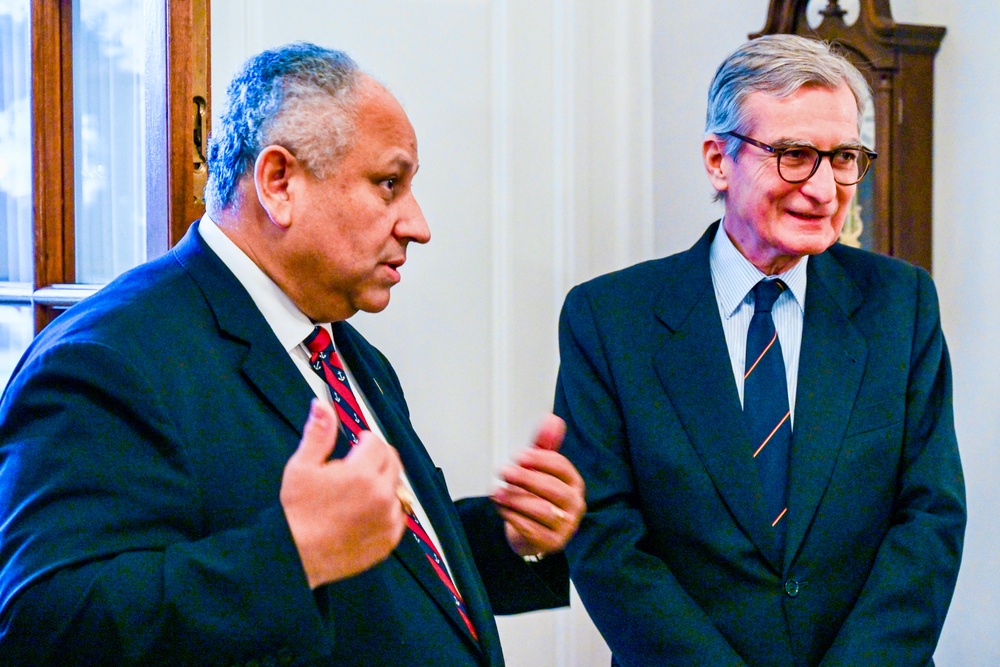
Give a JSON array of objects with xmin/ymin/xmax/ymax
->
[{"xmin": 29, "ymin": 0, "xmax": 210, "ymax": 330}]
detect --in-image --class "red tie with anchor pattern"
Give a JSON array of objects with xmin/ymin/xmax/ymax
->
[{"xmin": 303, "ymin": 326, "xmax": 479, "ymax": 641}]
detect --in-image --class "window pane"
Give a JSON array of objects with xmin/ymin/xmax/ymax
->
[
  {"xmin": 73, "ymin": 0, "xmax": 147, "ymax": 283},
  {"xmin": 0, "ymin": 0, "xmax": 32, "ymax": 284},
  {"xmin": 0, "ymin": 303, "xmax": 32, "ymax": 389}
]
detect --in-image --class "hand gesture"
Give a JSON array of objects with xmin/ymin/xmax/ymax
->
[
  {"xmin": 280, "ymin": 399, "xmax": 408, "ymax": 588},
  {"xmin": 491, "ymin": 414, "xmax": 586, "ymax": 559}
]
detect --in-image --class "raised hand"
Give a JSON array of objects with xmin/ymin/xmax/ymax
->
[
  {"xmin": 280, "ymin": 399, "xmax": 408, "ymax": 588},
  {"xmin": 491, "ymin": 414, "xmax": 586, "ymax": 559}
]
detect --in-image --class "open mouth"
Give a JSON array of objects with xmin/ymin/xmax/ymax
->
[{"xmin": 383, "ymin": 258, "xmax": 405, "ymax": 282}]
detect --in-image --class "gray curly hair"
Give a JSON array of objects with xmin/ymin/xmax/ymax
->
[{"xmin": 205, "ymin": 42, "xmax": 364, "ymax": 213}]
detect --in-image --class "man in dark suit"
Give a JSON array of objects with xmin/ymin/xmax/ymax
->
[
  {"xmin": 555, "ymin": 34, "xmax": 964, "ymax": 666},
  {"xmin": 0, "ymin": 42, "xmax": 584, "ymax": 666}
]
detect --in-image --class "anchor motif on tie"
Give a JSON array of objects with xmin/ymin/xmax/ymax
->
[{"xmin": 301, "ymin": 324, "xmax": 480, "ymax": 642}]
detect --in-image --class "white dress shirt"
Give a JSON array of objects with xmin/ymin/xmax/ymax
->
[
  {"xmin": 197, "ymin": 215, "xmax": 458, "ymax": 580},
  {"xmin": 709, "ymin": 220, "xmax": 807, "ymax": 425}
]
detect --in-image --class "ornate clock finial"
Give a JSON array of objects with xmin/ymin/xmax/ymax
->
[{"xmin": 818, "ymin": 0, "xmax": 848, "ymax": 20}]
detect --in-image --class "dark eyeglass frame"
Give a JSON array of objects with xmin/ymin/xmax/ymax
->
[{"xmin": 722, "ymin": 131, "xmax": 878, "ymax": 186}]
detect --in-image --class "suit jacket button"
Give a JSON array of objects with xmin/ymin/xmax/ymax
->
[{"xmin": 784, "ymin": 579, "xmax": 800, "ymax": 597}]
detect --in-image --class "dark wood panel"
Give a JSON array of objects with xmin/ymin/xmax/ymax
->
[
  {"xmin": 167, "ymin": 0, "xmax": 211, "ymax": 245},
  {"xmin": 31, "ymin": 0, "xmax": 74, "ymax": 329}
]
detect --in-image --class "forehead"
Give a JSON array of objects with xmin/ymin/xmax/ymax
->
[
  {"xmin": 347, "ymin": 79, "xmax": 418, "ymax": 162},
  {"xmin": 744, "ymin": 84, "xmax": 859, "ymax": 143}
]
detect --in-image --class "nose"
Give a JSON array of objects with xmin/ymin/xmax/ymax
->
[
  {"xmin": 395, "ymin": 191, "xmax": 431, "ymax": 245},
  {"xmin": 798, "ymin": 156, "xmax": 840, "ymax": 203}
]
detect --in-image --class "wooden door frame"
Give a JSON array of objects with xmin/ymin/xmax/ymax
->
[{"xmin": 30, "ymin": 0, "xmax": 210, "ymax": 329}]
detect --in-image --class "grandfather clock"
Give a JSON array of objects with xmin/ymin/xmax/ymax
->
[{"xmin": 754, "ymin": 0, "xmax": 945, "ymax": 272}]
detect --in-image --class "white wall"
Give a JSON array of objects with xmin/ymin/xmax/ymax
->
[
  {"xmin": 895, "ymin": 2, "xmax": 1000, "ymax": 665},
  {"xmin": 212, "ymin": 1, "xmax": 999, "ymax": 664}
]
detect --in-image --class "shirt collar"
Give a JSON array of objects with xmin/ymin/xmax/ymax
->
[
  {"xmin": 709, "ymin": 217, "xmax": 808, "ymax": 319},
  {"xmin": 198, "ymin": 214, "xmax": 319, "ymax": 352}
]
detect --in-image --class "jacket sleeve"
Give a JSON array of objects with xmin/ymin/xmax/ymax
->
[
  {"xmin": 0, "ymin": 340, "xmax": 330, "ymax": 667},
  {"xmin": 554, "ymin": 285, "xmax": 749, "ymax": 667},
  {"xmin": 818, "ymin": 269, "xmax": 966, "ymax": 666},
  {"xmin": 346, "ymin": 323, "xmax": 571, "ymax": 617},
  {"xmin": 455, "ymin": 496, "xmax": 569, "ymax": 615}
]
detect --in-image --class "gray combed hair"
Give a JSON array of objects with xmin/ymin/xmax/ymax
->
[
  {"xmin": 705, "ymin": 34, "xmax": 871, "ymax": 161},
  {"xmin": 205, "ymin": 42, "xmax": 363, "ymax": 213}
]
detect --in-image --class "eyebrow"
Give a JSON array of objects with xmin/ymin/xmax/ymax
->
[
  {"xmin": 769, "ymin": 137, "xmax": 866, "ymax": 151},
  {"xmin": 383, "ymin": 151, "xmax": 417, "ymax": 172}
]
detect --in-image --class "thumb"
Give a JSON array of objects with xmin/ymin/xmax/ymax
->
[
  {"xmin": 294, "ymin": 398, "xmax": 341, "ymax": 465},
  {"xmin": 532, "ymin": 413, "xmax": 566, "ymax": 452},
  {"xmin": 344, "ymin": 429, "xmax": 394, "ymax": 473}
]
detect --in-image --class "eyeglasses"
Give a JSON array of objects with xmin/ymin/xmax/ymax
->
[{"xmin": 723, "ymin": 131, "xmax": 877, "ymax": 186}]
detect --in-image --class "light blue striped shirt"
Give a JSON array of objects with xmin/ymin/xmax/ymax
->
[{"xmin": 709, "ymin": 222, "xmax": 807, "ymax": 426}]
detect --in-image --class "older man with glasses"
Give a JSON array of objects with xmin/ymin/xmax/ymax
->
[{"xmin": 555, "ymin": 34, "xmax": 965, "ymax": 667}]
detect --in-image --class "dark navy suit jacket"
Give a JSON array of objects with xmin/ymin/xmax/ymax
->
[
  {"xmin": 555, "ymin": 223, "xmax": 965, "ymax": 667},
  {"xmin": 0, "ymin": 223, "xmax": 567, "ymax": 666}
]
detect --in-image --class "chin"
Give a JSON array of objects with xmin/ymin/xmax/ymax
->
[
  {"xmin": 795, "ymin": 240, "xmax": 837, "ymax": 257},
  {"xmin": 358, "ymin": 296, "xmax": 392, "ymax": 315},
  {"xmin": 789, "ymin": 229, "xmax": 840, "ymax": 256}
]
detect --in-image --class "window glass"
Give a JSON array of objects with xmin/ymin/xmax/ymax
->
[
  {"xmin": 0, "ymin": 303, "xmax": 31, "ymax": 388},
  {"xmin": 0, "ymin": 1, "xmax": 32, "ymax": 390},
  {"xmin": 73, "ymin": 0, "xmax": 147, "ymax": 283},
  {"xmin": 0, "ymin": 0, "xmax": 32, "ymax": 284}
]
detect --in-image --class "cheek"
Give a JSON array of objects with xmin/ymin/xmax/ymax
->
[
  {"xmin": 831, "ymin": 191, "xmax": 855, "ymax": 225},
  {"xmin": 838, "ymin": 190, "xmax": 856, "ymax": 214}
]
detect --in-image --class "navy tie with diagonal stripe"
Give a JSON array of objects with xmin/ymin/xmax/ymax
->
[
  {"xmin": 303, "ymin": 326, "xmax": 479, "ymax": 641},
  {"xmin": 744, "ymin": 280, "xmax": 791, "ymax": 548}
]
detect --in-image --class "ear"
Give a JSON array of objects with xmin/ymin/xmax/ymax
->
[
  {"xmin": 254, "ymin": 145, "xmax": 302, "ymax": 229},
  {"xmin": 703, "ymin": 135, "xmax": 729, "ymax": 195}
]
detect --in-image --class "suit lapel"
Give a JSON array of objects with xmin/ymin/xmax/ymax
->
[
  {"xmin": 651, "ymin": 226, "xmax": 782, "ymax": 568},
  {"xmin": 171, "ymin": 224, "xmax": 314, "ymax": 440},
  {"xmin": 783, "ymin": 251, "xmax": 867, "ymax": 567},
  {"xmin": 175, "ymin": 226, "xmax": 486, "ymax": 655},
  {"xmin": 333, "ymin": 324, "xmax": 487, "ymax": 655}
]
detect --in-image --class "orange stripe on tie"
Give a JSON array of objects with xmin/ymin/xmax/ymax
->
[
  {"xmin": 752, "ymin": 410, "xmax": 791, "ymax": 458},
  {"xmin": 744, "ymin": 331, "xmax": 779, "ymax": 379},
  {"xmin": 772, "ymin": 507, "xmax": 788, "ymax": 527}
]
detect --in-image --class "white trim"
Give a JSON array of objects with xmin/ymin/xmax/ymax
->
[
  {"xmin": 552, "ymin": 0, "xmax": 575, "ymax": 322},
  {"xmin": 32, "ymin": 284, "xmax": 103, "ymax": 307},
  {"xmin": 552, "ymin": 4, "xmax": 577, "ymax": 666},
  {"xmin": 0, "ymin": 283, "xmax": 33, "ymax": 303},
  {"xmin": 490, "ymin": 0, "xmax": 511, "ymax": 470}
]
